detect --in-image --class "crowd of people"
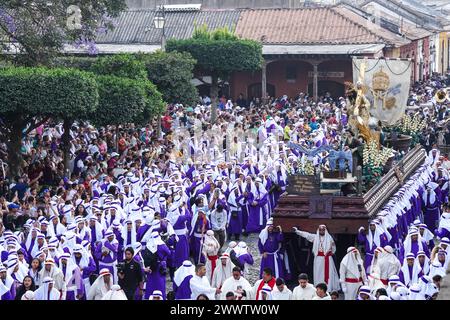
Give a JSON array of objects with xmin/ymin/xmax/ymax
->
[{"xmin": 0, "ymin": 72, "xmax": 450, "ymax": 301}]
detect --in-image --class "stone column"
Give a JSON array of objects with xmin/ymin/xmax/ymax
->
[
  {"xmin": 313, "ymin": 62, "xmax": 319, "ymax": 102},
  {"xmin": 261, "ymin": 59, "xmax": 267, "ymax": 105}
]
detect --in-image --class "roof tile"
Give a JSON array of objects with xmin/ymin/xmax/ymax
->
[{"xmin": 234, "ymin": 7, "xmax": 385, "ymax": 45}]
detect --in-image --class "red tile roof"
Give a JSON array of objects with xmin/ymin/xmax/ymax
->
[{"xmin": 235, "ymin": 7, "xmax": 388, "ymax": 45}]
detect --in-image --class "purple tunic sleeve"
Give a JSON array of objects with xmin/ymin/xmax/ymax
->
[
  {"xmin": 94, "ymin": 243, "xmax": 102, "ymax": 260},
  {"xmin": 84, "ymin": 257, "xmax": 97, "ymax": 277},
  {"xmin": 104, "ymin": 241, "xmax": 118, "ymax": 253},
  {"xmin": 257, "ymin": 193, "xmax": 268, "ymax": 207}
]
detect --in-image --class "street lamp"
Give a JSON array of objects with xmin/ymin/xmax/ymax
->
[
  {"xmin": 153, "ymin": 3, "xmax": 166, "ymax": 139},
  {"xmin": 153, "ymin": 5, "xmax": 166, "ymax": 51}
]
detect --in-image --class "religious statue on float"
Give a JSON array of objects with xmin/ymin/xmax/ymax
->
[{"xmin": 345, "ymin": 59, "xmax": 381, "ymax": 145}]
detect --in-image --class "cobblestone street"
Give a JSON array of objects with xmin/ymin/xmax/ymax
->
[{"xmin": 223, "ymin": 233, "xmax": 262, "ymax": 285}]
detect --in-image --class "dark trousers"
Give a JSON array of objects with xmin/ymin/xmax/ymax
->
[{"xmin": 213, "ymin": 229, "xmax": 226, "ymax": 251}]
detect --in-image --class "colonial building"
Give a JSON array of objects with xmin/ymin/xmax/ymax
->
[
  {"xmin": 359, "ymin": 0, "xmax": 450, "ymax": 80},
  {"xmin": 87, "ymin": 4, "xmax": 409, "ymax": 101},
  {"xmin": 231, "ymin": 5, "xmax": 409, "ymax": 100}
]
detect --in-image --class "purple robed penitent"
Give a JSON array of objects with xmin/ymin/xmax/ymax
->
[
  {"xmin": 190, "ymin": 217, "xmax": 211, "ymax": 265},
  {"xmin": 174, "ymin": 275, "xmax": 193, "ymax": 300},
  {"xmin": 271, "ymin": 171, "xmax": 287, "ymax": 211},
  {"xmin": 144, "ymin": 243, "xmax": 170, "ymax": 300},
  {"xmin": 357, "ymin": 229, "xmax": 388, "ymax": 272},
  {"xmin": 75, "ymin": 256, "xmax": 97, "ymax": 283},
  {"xmin": 62, "ymin": 265, "xmax": 84, "ymax": 300},
  {"xmin": 137, "ymin": 224, "xmax": 151, "ymax": 245},
  {"xmin": 423, "ymin": 191, "xmax": 442, "ymax": 231},
  {"xmin": 246, "ymin": 189, "xmax": 268, "ymax": 234},
  {"xmin": 227, "ymin": 195, "xmax": 244, "ymax": 237},
  {"xmin": 258, "ymin": 231, "xmax": 284, "ymax": 279},
  {"xmin": 173, "ymin": 214, "xmax": 191, "ymax": 268},
  {"xmin": 399, "ymin": 239, "xmax": 430, "ymax": 262},
  {"xmin": 94, "ymin": 240, "xmax": 118, "ymax": 282}
]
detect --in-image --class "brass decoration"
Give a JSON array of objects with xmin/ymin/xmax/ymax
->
[{"xmin": 371, "ymin": 67, "xmax": 397, "ymax": 110}]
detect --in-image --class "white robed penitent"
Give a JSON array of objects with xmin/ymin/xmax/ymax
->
[
  {"xmin": 339, "ymin": 247, "xmax": 367, "ymax": 300},
  {"xmin": 294, "ymin": 226, "xmax": 340, "ymax": 292}
]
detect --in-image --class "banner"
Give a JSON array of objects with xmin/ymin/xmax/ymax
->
[{"xmin": 352, "ymin": 57, "xmax": 412, "ymax": 126}]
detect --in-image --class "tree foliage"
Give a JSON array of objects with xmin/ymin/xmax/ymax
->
[
  {"xmin": 0, "ymin": 66, "xmax": 98, "ymax": 118},
  {"xmin": 92, "ymin": 75, "xmax": 163, "ymax": 127},
  {"xmin": 192, "ymin": 23, "xmax": 237, "ymax": 41},
  {"xmin": 135, "ymin": 80, "xmax": 165, "ymax": 126},
  {"xmin": 90, "ymin": 54, "xmax": 166, "ymax": 125},
  {"xmin": 51, "ymin": 54, "xmax": 166, "ymax": 125},
  {"xmin": 138, "ymin": 51, "xmax": 198, "ymax": 106},
  {"xmin": 0, "ymin": 0, "xmax": 127, "ymax": 66},
  {"xmin": 166, "ymin": 26, "xmax": 262, "ymax": 76},
  {"xmin": 91, "ymin": 53, "xmax": 147, "ymax": 80}
]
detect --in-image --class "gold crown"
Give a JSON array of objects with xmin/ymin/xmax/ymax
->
[{"xmin": 372, "ymin": 67, "xmax": 390, "ymax": 92}]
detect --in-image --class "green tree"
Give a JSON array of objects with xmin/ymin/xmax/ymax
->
[
  {"xmin": 134, "ymin": 80, "xmax": 165, "ymax": 126},
  {"xmin": 138, "ymin": 51, "xmax": 198, "ymax": 107},
  {"xmin": 91, "ymin": 54, "xmax": 147, "ymax": 81},
  {"xmin": 92, "ymin": 75, "xmax": 164, "ymax": 149},
  {"xmin": 0, "ymin": 67, "xmax": 98, "ymax": 176},
  {"xmin": 90, "ymin": 54, "xmax": 166, "ymax": 139},
  {"xmin": 166, "ymin": 26, "xmax": 263, "ymax": 122},
  {"xmin": 92, "ymin": 75, "xmax": 147, "ymax": 128}
]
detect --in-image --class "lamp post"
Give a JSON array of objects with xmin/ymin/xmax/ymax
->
[
  {"xmin": 153, "ymin": 4, "xmax": 166, "ymax": 51},
  {"xmin": 153, "ymin": 2, "xmax": 166, "ymax": 139}
]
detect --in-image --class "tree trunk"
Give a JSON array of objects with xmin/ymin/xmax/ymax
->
[
  {"xmin": 156, "ymin": 115, "xmax": 162, "ymax": 140},
  {"xmin": 210, "ymin": 73, "xmax": 219, "ymax": 124},
  {"xmin": 6, "ymin": 117, "xmax": 25, "ymax": 178},
  {"xmin": 62, "ymin": 119, "xmax": 72, "ymax": 178},
  {"xmin": 116, "ymin": 126, "xmax": 120, "ymax": 152}
]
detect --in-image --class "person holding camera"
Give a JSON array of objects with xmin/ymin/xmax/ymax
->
[
  {"xmin": 141, "ymin": 231, "xmax": 170, "ymax": 300},
  {"xmin": 117, "ymin": 247, "xmax": 143, "ymax": 300}
]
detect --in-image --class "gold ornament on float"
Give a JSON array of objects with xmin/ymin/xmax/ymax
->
[
  {"xmin": 371, "ymin": 67, "xmax": 396, "ymax": 110},
  {"xmin": 372, "ymin": 67, "xmax": 390, "ymax": 92}
]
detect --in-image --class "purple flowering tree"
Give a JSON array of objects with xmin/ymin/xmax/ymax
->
[{"xmin": 0, "ymin": 0, "xmax": 126, "ymax": 66}]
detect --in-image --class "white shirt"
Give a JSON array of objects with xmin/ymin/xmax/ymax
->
[
  {"xmin": 189, "ymin": 275, "xmax": 216, "ymax": 300},
  {"xmin": 272, "ymin": 286, "xmax": 293, "ymax": 300},
  {"xmin": 292, "ymin": 283, "xmax": 316, "ymax": 300},
  {"xmin": 88, "ymin": 144, "xmax": 99, "ymax": 155},
  {"xmin": 210, "ymin": 209, "xmax": 227, "ymax": 231},
  {"xmin": 220, "ymin": 276, "xmax": 253, "ymax": 300},
  {"xmin": 312, "ymin": 293, "xmax": 332, "ymax": 300}
]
